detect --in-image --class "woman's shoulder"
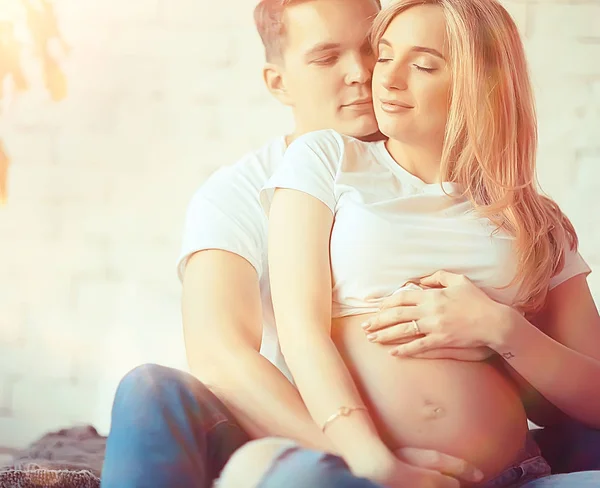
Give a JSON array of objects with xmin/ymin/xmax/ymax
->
[
  {"xmin": 288, "ymin": 129, "xmax": 345, "ymax": 157},
  {"xmin": 288, "ymin": 129, "xmax": 380, "ymax": 170}
]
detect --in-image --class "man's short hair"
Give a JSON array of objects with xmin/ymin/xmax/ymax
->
[{"xmin": 254, "ymin": 0, "xmax": 382, "ymax": 63}]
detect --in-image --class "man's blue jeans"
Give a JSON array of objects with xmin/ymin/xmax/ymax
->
[
  {"xmin": 100, "ymin": 364, "xmax": 600, "ymax": 488},
  {"xmin": 254, "ymin": 447, "xmax": 600, "ymax": 488},
  {"xmin": 101, "ymin": 364, "xmax": 250, "ymax": 487}
]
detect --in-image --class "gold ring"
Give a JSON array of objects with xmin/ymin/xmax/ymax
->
[{"xmin": 411, "ymin": 319, "xmax": 421, "ymax": 336}]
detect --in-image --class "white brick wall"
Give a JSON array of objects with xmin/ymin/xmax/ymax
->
[{"xmin": 0, "ymin": 0, "xmax": 598, "ymax": 448}]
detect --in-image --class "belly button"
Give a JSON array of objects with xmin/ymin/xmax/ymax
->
[{"xmin": 422, "ymin": 404, "xmax": 446, "ymax": 420}]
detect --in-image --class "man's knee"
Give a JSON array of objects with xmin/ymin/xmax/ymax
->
[
  {"xmin": 219, "ymin": 438, "xmax": 297, "ymax": 488},
  {"xmin": 114, "ymin": 363, "xmax": 188, "ymax": 405}
]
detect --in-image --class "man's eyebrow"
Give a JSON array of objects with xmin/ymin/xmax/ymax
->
[
  {"xmin": 378, "ymin": 38, "xmax": 446, "ymax": 61},
  {"xmin": 304, "ymin": 42, "xmax": 340, "ymax": 57}
]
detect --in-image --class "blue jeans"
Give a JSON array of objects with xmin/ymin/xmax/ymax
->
[
  {"xmin": 101, "ymin": 364, "xmax": 250, "ymax": 488},
  {"xmin": 255, "ymin": 447, "xmax": 600, "ymax": 488},
  {"xmin": 101, "ymin": 364, "xmax": 600, "ymax": 488}
]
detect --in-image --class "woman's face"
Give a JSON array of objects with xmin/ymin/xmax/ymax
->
[{"xmin": 372, "ymin": 4, "xmax": 452, "ymax": 145}]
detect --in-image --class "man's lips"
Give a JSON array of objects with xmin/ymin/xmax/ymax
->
[{"xmin": 342, "ymin": 98, "xmax": 372, "ymax": 107}]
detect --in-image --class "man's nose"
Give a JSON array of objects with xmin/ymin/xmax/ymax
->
[{"xmin": 345, "ymin": 53, "xmax": 373, "ymax": 85}]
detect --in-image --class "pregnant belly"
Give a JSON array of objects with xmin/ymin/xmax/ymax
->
[{"xmin": 331, "ymin": 313, "xmax": 529, "ymax": 481}]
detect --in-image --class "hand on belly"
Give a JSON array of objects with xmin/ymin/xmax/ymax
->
[
  {"xmin": 331, "ymin": 313, "xmax": 528, "ymax": 481},
  {"xmin": 360, "ymin": 273, "xmax": 509, "ymax": 361}
]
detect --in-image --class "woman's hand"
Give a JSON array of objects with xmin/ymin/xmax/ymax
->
[{"xmin": 361, "ymin": 270, "xmax": 510, "ymax": 357}]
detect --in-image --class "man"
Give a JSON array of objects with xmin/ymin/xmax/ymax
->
[{"xmin": 101, "ymin": 0, "xmax": 600, "ymax": 487}]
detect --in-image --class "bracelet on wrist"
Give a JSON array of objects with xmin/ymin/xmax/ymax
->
[{"xmin": 321, "ymin": 406, "xmax": 368, "ymax": 433}]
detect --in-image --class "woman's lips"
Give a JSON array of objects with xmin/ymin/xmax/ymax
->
[{"xmin": 380, "ymin": 99, "xmax": 413, "ymax": 113}]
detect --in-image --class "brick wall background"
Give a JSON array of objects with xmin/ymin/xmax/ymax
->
[{"xmin": 0, "ymin": 0, "xmax": 598, "ymax": 447}]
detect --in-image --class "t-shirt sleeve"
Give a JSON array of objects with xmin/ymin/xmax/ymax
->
[
  {"xmin": 549, "ymin": 245, "xmax": 592, "ymax": 290},
  {"xmin": 176, "ymin": 166, "xmax": 266, "ymax": 282},
  {"xmin": 260, "ymin": 130, "xmax": 344, "ymax": 215}
]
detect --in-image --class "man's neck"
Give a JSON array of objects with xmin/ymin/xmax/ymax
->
[
  {"xmin": 358, "ymin": 131, "xmax": 386, "ymax": 143},
  {"xmin": 284, "ymin": 133, "xmax": 297, "ymax": 148},
  {"xmin": 385, "ymin": 138, "xmax": 444, "ymax": 184},
  {"xmin": 285, "ymin": 130, "xmax": 385, "ymax": 148}
]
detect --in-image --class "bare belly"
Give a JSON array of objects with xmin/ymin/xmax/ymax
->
[{"xmin": 331, "ymin": 313, "xmax": 529, "ymax": 481}]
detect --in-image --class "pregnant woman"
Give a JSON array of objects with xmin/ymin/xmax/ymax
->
[{"xmin": 219, "ymin": 0, "xmax": 600, "ymax": 487}]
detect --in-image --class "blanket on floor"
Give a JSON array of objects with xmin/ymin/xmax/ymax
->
[{"xmin": 0, "ymin": 425, "xmax": 104, "ymax": 488}]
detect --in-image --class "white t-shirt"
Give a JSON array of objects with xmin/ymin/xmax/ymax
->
[
  {"xmin": 177, "ymin": 136, "xmax": 294, "ymax": 382},
  {"xmin": 260, "ymin": 129, "xmax": 591, "ymax": 317}
]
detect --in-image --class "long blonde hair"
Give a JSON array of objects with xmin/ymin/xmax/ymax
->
[{"xmin": 371, "ymin": 0, "xmax": 577, "ymax": 313}]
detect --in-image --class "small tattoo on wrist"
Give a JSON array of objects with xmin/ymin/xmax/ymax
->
[{"xmin": 502, "ymin": 352, "xmax": 515, "ymax": 360}]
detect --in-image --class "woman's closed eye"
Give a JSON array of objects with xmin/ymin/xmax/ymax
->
[
  {"xmin": 376, "ymin": 58, "xmax": 437, "ymax": 73},
  {"xmin": 413, "ymin": 64, "xmax": 437, "ymax": 73}
]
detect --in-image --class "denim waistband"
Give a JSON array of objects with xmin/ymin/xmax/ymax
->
[{"xmin": 478, "ymin": 434, "xmax": 552, "ymax": 488}]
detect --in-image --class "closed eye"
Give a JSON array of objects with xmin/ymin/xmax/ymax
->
[
  {"xmin": 413, "ymin": 64, "xmax": 436, "ymax": 73},
  {"xmin": 313, "ymin": 55, "xmax": 339, "ymax": 65}
]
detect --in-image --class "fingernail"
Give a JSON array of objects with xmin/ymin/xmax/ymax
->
[
  {"xmin": 366, "ymin": 333, "xmax": 377, "ymax": 342},
  {"xmin": 390, "ymin": 349, "xmax": 399, "ymax": 356},
  {"xmin": 361, "ymin": 321, "xmax": 370, "ymax": 329},
  {"xmin": 472, "ymin": 469, "xmax": 484, "ymax": 482}
]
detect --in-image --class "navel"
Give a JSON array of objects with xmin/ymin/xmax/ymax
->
[{"xmin": 421, "ymin": 398, "xmax": 446, "ymax": 420}]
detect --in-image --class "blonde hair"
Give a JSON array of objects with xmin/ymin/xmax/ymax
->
[
  {"xmin": 254, "ymin": 0, "xmax": 381, "ymax": 63},
  {"xmin": 371, "ymin": 0, "xmax": 578, "ymax": 313}
]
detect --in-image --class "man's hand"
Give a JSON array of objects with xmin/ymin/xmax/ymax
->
[
  {"xmin": 395, "ymin": 447, "xmax": 484, "ymax": 484},
  {"xmin": 350, "ymin": 446, "xmax": 484, "ymax": 488},
  {"xmin": 408, "ymin": 347, "xmax": 495, "ymax": 362}
]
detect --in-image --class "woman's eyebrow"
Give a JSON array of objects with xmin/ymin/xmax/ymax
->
[{"xmin": 378, "ymin": 38, "xmax": 446, "ymax": 61}]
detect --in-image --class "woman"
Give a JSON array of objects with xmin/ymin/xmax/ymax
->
[{"xmin": 220, "ymin": 1, "xmax": 600, "ymax": 487}]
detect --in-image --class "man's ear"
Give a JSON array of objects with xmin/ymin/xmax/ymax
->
[{"xmin": 263, "ymin": 62, "xmax": 293, "ymax": 106}]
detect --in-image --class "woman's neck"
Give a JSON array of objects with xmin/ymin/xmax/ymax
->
[{"xmin": 385, "ymin": 138, "xmax": 444, "ymax": 184}]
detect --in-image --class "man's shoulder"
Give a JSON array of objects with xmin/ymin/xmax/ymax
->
[
  {"xmin": 199, "ymin": 136, "xmax": 287, "ymax": 195},
  {"xmin": 230, "ymin": 136, "xmax": 287, "ymax": 179}
]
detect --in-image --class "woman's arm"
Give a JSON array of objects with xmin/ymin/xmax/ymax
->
[
  {"xmin": 492, "ymin": 274, "xmax": 600, "ymax": 428},
  {"xmin": 267, "ymin": 188, "xmax": 391, "ymax": 464}
]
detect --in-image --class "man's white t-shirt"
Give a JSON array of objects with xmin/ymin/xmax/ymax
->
[{"xmin": 177, "ymin": 136, "xmax": 294, "ymax": 382}]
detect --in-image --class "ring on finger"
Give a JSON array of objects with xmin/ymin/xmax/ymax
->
[{"xmin": 411, "ymin": 319, "xmax": 421, "ymax": 336}]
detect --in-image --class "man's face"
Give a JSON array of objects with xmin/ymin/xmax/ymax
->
[{"xmin": 280, "ymin": 0, "xmax": 380, "ymax": 138}]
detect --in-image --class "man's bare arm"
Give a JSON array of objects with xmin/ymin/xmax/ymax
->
[
  {"xmin": 181, "ymin": 249, "xmax": 333, "ymax": 451},
  {"xmin": 500, "ymin": 359, "xmax": 569, "ymax": 427}
]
